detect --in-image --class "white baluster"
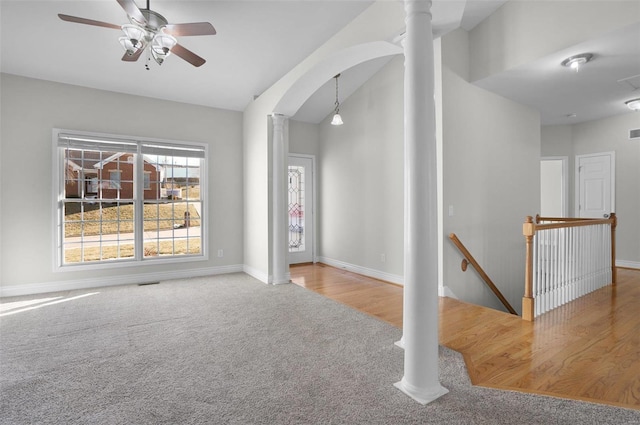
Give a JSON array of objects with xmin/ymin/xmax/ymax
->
[
  {"xmin": 552, "ymin": 228, "xmax": 557, "ymax": 311},
  {"xmin": 531, "ymin": 230, "xmax": 540, "ymax": 317},
  {"xmin": 548, "ymin": 229, "xmax": 553, "ymax": 312},
  {"xmin": 562, "ymin": 227, "xmax": 568, "ymax": 305},
  {"xmin": 543, "ymin": 229, "xmax": 548, "ymax": 313}
]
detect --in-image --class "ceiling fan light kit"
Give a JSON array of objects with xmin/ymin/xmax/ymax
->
[
  {"xmin": 150, "ymin": 33, "xmax": 178, "ymax": 65},
  {"xmin": 119, "ymin": 36, "xmax": 140, "ymax": 56},
  {"xmin": 58, "ymin": 0, "xmax": 215, "ymax": 69},
  {"xmin": 119, "ymin": 24, "xmax": 146, "ymax": 55}
]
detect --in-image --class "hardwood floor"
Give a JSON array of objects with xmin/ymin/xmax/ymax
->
[{"xmin": 290, "ymin": 263, "xmax": 640, "ymax": 410}]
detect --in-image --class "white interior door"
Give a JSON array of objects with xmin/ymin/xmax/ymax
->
[
  {"xmin": 576, "ymin": 152, "xmax": 615, "ymax": 218},
  {"xmin": 288, "ymin": 155, "xmax": 314, "ymax": 264}
]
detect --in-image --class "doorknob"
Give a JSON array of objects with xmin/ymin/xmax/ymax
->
[{"xmin": 603, "ymin": 213, "xmax": 610, "ymax": 218}]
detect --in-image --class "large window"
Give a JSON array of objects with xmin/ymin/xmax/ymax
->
[{"xmin": 55, "ymin": 130, "xmax": 206, "ymax": 268}]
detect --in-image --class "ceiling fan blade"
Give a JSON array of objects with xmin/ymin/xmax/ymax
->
[
  {"xmin": 116, "ymin": 0, "xmax": 146, "ymax": 25},
  {"xmin": 58, "ymin": 14, "xmax": 121, "ymax": 30},
  {"xmin": 122, "ymin": 48, "xmax": 145, "ymax": 62},
  {"xmin": 163, "ymin": 22, "xmax": 216, "ymax": 37},
  {"xmin": 171, "ymin": 43, "xmax": 206, "ymax": 67}
]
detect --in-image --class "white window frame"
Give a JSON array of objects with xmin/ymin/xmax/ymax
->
[{"xmin": 52, "ymin": 128, "xmax": 208, "ymax": 271}]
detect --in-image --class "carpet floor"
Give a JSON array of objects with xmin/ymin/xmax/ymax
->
[{"xmin": 1, "ymin": 273, "xmax": 639, "ymax": 424}]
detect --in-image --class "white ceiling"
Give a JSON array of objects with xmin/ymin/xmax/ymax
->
[
  {"xmin": 2, "ymin": 1, "xmax": 636, "ymax": 125},
  {"xmin": 475, "ymin": 21, "xmax": 640, "ymax": 125},
  {"xmin": 0, "ymin": 0, "xmax": 373, "ymax": 115}
]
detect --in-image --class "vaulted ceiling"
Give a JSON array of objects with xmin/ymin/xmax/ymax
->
[{"xmin": 1, "ymin": 1, "xmax": 637, "ymax": 125}]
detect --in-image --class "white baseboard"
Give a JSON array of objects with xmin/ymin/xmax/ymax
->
[
  {"xmin": 242, "ymin": 265, "xmax": 269, "ymax": 284},
  {"xmin": 617, "ymin": 260, "xmax": 640, "ymax": 270},
  {"xmin": 440, "ymin": 285, "xmax": 458, "ymax": 299},
  {"xmin": 0, "ymin": 264, "xmax": 244, "ymax": 298},
  {"xmin": 317, "ymin": 256, "xmax": 404, "ymax": 286},
  {"xmin": 241, "ymin": 266, "xmax": 291, "ymax": 285}
]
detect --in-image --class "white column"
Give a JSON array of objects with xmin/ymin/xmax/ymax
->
[
  {"xmin": 271, "ymin": 113, "xmax": 290, "ymax": 285},
  {"xmin": 394, "ymin": 0, "xmax": 448, "ymax": 405}
]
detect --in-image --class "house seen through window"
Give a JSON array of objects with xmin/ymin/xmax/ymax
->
[{"xmin": 56, "ymin": 130, "xmax": 206, "ymax": 267}]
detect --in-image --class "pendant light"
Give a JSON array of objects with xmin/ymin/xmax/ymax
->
[{"xmin": 331, "ymin": 74, "xmax": 344, "ymax": 126}]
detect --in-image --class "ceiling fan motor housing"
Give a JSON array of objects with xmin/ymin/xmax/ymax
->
[{"xmin": 131, "ymin": 9, "xmax": 169, "ymax": 35}]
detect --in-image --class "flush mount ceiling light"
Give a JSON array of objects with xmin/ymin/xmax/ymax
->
[
  {"xmin": 561, "ymin": 53, "xmax": 593, "ymax": 72},
  {"xmin": 331, "ymin": 74, "xmax": 344, "ymax": 126},
  {"xmin": 625, "ymin": 98, "xmax": 640, "ymax": 111}
]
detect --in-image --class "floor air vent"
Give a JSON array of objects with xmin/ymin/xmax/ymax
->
[{"xmin": 630, "ymin": 128, "xmax": 640, "ymax": 140}]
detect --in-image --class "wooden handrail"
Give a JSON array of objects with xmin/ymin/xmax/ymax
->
[
  {"xmin": 536, "ymin": 214, "xmax": 602, "ymax": 223},
  {"xmin": 448, "ymin": 233, "xmax": 518, "ymax": 315},
  {"xmin": 537, "ymin": 214, "xmax": 615, "ymax": 224},
  {"xmin": 534, "ymin": 218, "xmax": 613, "ymax": 231}
]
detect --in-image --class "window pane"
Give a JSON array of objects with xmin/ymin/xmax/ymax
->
[
  {"xmin": 142, "ymin": 152, "xmax": 202, "ymax": 258},
  {"xmin": 109, "ymin": 170, "xmax": 121, "ymax": 190},
  {"xmin": 62, "ymin": 200, "xmax": 135, "ymax": 264},
  {"xmin": 144, "ymin": 172, "xmax": 151, "ymax": 190},
  {"xmin": 64, "ymin": 148, "xmax": 118, "ymax": 199},
  {"xmin": 59, "ymin": 134, "xmax": 205, "ymax": 266}
]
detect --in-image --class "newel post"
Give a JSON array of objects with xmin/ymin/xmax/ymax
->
[
  {"xmin": 610, "ymin": 212, "xmax": 617, "ymax": 285},
  {"xmin": 522, "ymin": 216, "xmax": 535, "ymax": 321}
]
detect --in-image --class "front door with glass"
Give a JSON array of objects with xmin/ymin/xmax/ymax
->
[{"xmin": 288, "ymin": 155, "xmax": 314, "ymax": 264}]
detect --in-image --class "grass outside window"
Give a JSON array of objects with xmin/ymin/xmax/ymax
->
[{"xmin": 64, "ymin": 202, "xmax": 201, "ymax": 238}]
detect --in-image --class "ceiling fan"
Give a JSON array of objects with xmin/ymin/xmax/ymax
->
[{"xmin": 58, "ymin": 0, "xmax": 216, "ymax": 69}]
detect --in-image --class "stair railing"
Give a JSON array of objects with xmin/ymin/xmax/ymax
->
[
  {"xmin": 522, "ymin": 213, "xmax": 616, "ymax": 321},
  {"xmin": 448, "ymin": 233, "xmax": 517, "ymax": 315}
]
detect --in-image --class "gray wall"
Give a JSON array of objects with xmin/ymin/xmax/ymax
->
[
  {"xmin": 289, "ymin": 120, "xmax": 320, "ymax": 157},
  {"xmin": 0, "ymin": 74, "xmax": 244, "ymax": 292},
  {"xmin": 241, "ymin": 2, "xmax": 405, "ymax": 283},
  {"xmin": 543, "ymin": 113, "xmax": 640, "ymax": 266},
  {"xmin": 305, "ymin": 29, "xmax": 542, "ymax": 313},
  {"xmin": 442, "ymin": 29, "xmax": 541, "ymax": 314},
  {"xmin": 316, "ymin": 56, "xmax": 405, "ymax": 282}
]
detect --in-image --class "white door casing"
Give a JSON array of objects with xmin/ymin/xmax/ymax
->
[
  {"xmin": 576, "ymin": 152, "xmax": 615, "ymax": 218},
  {"xmin": 288, "ymin": 155, "xmax": 315, "ymax": 264}
]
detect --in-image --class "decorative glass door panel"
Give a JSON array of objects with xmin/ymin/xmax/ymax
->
[{"xmin": 288, "ymin": 155, "xmax": 314, "ymax": 264}]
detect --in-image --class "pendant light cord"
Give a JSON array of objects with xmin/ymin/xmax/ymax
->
[{"xmin": 334, "ymin": 74, "xmax": 340, "ymax": 113}]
